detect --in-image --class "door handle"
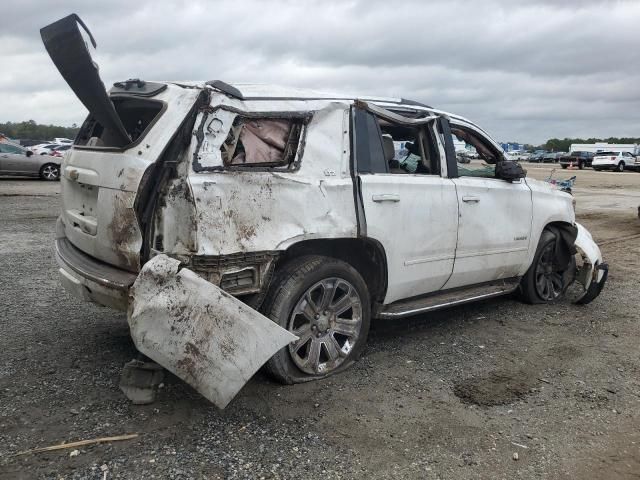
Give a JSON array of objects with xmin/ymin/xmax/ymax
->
[
  {"xmin": 372, "ymin": 194, "xmax": 400, "ymax": 203},
  {"xmin": 462, "ymin": 196, "xmax": 480, "ymax": 203}
]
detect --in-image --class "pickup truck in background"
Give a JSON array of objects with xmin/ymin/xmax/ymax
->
[{"xmin": 559, "ymin": 151, "xmax": 595, "ymax": 169}]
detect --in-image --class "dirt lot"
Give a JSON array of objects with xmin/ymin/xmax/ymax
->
[{"xmin": 1, "ymin": 166, "xmax": 639, "ymax": 479}]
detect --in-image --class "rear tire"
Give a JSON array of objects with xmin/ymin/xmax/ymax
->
[
  {"xmin": 578, "ymin": 161, "xmax": 584, "ymax": 170},
  {"xmin": 39, "ymin": 163, "xmax": 60, "ymax": 181},
  {"xmin": 561, "ymin": 165, "xmax": 568, "ymax": 169},
  {"xmin": 519, "ymin": 230, "xmax": 574, "ymax": 304},
  {"xmin": 616, "ymin": 161, "xmax": 624, "ymax": 172},
  {"xmin": 261, "ymin": 255, "xmax": 371, "ymax": 384}
]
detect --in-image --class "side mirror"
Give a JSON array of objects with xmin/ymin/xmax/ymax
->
[
  {"xmin": 496, "ymin": 159, "xmax": 526, "ymax": 182},
  {"xmin": 26, "ymin": 150, "xmax": 33, "ymax": 157}
]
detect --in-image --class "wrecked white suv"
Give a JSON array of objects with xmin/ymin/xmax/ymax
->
[{"xmin": 44, "ymin": 15, "xmax": 607, "ymax": 407}]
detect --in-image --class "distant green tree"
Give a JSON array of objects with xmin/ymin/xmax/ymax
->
[
  {"xmin": 0, "ymin": 120, "xmax": 80, "ymax": 141},
  {"xmin": 543, "ymin": 137, "xmax": 640, "ymax": 152}
]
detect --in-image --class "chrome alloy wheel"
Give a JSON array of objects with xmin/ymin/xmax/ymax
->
[
  {"xmin": 288, "ymin": 277, "xmax": 363, "ymax": 375},
  {"xmin": 42, "ymin": 164, "xmax": 59, "ymax": 180}
]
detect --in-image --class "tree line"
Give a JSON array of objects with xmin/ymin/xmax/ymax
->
[
  {"xmin": 536, "ymin": 137, "xmax": 640, "ymax": 153},
  {"xmin": 0, "ymin": 120, "xmax": 80, "ymax": 142}
]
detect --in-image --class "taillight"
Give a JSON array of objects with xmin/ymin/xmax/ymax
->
[{"xmin": 611, "ymin": 156, "xmax": 616, "ymax": 161}]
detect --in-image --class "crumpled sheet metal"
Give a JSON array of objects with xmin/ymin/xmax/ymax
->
[{"xmin": 128, "ymin": 254, "xmax": 297, "ymax": 408}]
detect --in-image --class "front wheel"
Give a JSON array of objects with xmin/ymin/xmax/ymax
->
[
  {"xmin": 39, "ymin": 163, "xmax": 60, "ymax": 181},
  {"xmin": 519, "ymin": 230, "xmax": 575, "ymax": 304},
  {"xmin": 261, "ymin": 255, "xmax": 371, "ymax": 384}
]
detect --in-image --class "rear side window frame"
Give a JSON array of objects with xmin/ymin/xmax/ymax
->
[{"xmin": 191, "ymin": 107, "xmax": 312, "ymax": 173}]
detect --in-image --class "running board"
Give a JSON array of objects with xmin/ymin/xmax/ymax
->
[{"xmin": 375, "ymin": 278, "xmax": 521, "ymax": 320}]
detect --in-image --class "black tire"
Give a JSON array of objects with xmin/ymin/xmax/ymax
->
[
  {"xmin": 261, "ymin": 255, "xmax": 371, "ymax": 384},
  {"xmin": 593, "ymin": 167, "xmax": 602, "ymax": 172},
  {"xmin": 578, "ymin": 161, "xmax": 584, "ymax": 170},
  {"xmin": 616, "ymin": 161, "xmax": 624, "ymax": 172},
  {"xmin": 561, "ymin": 165, "xmax": 568, "ymax": 169},
  {"xmin": 519, "ymin": 230, "xmax": 575, "ymax": 304},
  {"xmin": 39, "ymin": 163, "xmax": 60, "ymax": 181}
]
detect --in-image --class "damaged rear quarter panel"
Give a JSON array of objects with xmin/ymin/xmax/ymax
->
[
  {"xmin": 60, "ymin": 85, "xmax": 203, "ymax": 272},
  {"xmin": 189, "ymin": 102, "xmax": 358, "ymax": 256}
]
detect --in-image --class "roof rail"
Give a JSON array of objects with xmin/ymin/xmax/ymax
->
[
  {"xmin": 399, "ymin": 98, "xmax": 433, "ymax": 109},
  {"xmin": 205, "ymin": 80, "xmax": 244, "ymax": 100}
]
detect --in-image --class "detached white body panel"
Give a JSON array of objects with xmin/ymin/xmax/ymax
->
[{"xmin": 128, "ymin": 255, "xmax": 297, "ymax": 409}]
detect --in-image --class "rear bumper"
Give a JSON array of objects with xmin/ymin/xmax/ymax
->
[
  {"xmin": 592, "ymin": 161, "xmax": 616, "ymax": 169},
  {"xmin": 56, "ymin": 223, "xmax": 136, "ymax": 311}
]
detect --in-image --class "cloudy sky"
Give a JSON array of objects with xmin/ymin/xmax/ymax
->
[{"xmin": 2, "ymin": 0, "xmax": 639, "ymax": 144}]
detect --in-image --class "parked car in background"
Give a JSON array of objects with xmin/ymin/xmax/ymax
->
[
  {"xmin": 592, "ymin": 151, "xmax": 637, "ymax": 172},
  {"xmin": 559, "ymin": 151, "xmax": 595, "ymax": 170},
  {"xmin": 543, "ymin": 152, "xmax": 566, "ymax": 163},
  {"xmin": 529, "ymin": 152, "xmax": 546, "ymax": 163},
  {"xmin": 456, "ymin": 151, "xmax": 472, "ymax": 163},
  {"xmin": 54, "ymin": 137, "xmax": 74, "ymax": 144},
  {"xmin": 50, "ymin": 144, "xmax": 72, "ymax": 157},
  {"xmin": 30, "ymin": 142, "xmax": 62, "ymax": 155},
  {"xmin": 508, "ymin": 151, "xmax": 530, "ymax": 161},
  {"xmin": 0, "ymin": 142, "xmax": 61, "ymax": 180}
]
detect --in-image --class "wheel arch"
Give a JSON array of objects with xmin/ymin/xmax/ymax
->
[
  {"xmin": 541, "ymin": 220, "xmax": 578, "ymax": 270},
  {"xmin": 278, "ymin": 237, "xmax": 388, "ymax": 304}
]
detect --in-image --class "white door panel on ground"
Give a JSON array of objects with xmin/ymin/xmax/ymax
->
[
  {"xmin": 444, "ymin": 177, "xmax": 532, "ymax": 289},
  {"xmin": 360, "ymin": 174, "xmax": 458, "ymax": 304}
]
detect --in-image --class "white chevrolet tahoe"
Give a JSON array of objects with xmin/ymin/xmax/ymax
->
[{"xmin": 43, "ymin": 15, "xmax": 607, "ymax": 406}]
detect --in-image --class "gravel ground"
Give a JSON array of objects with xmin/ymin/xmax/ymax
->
[{"xmin": 1, "ymin": 168, "xmax": 639, "ymax": 479}]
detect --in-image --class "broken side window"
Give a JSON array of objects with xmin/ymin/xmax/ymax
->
[
  {"xmin": 378, "ymin": 120, "xmax": 440, "ymax": 175},
  {"xmin": 449, "ymin": 126, "xmax": 500, "ymax": 179},
  {"xmin": 221, "ymin": 117, "xmax": 304, "ymax": 168}
]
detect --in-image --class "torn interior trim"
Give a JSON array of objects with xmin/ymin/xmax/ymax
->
[
  {"xmin": 221, "ymin": 117, "xmax": 302, "ymax": 167},
  {"xmin": 192, "ymin": 108, "xmax": 312, "ymax": 173}
]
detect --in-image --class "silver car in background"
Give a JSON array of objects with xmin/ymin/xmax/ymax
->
[{"xmin": 0, "ymin": 142, "xmax": 61, "ymax": 180}]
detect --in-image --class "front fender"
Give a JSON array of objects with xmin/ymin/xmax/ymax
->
[{"xmin": 572, "ymin": 222, "xmax": 608, "ymax": 304}]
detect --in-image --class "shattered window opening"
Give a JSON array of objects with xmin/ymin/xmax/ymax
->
[
  {"xmin": 377, "ymin": 119, "xmax": 440, "ymax": 175},
  {"xmin": 221, "ymin": 117, "xmax": 304, "ymax": 168},
  {"xmin": 75, "ymin": 97, "xmax": 165, "ymax": 149},
  {"xmin": 450, "ymin": 125, "xmax": 502, "ymax": 179}
]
